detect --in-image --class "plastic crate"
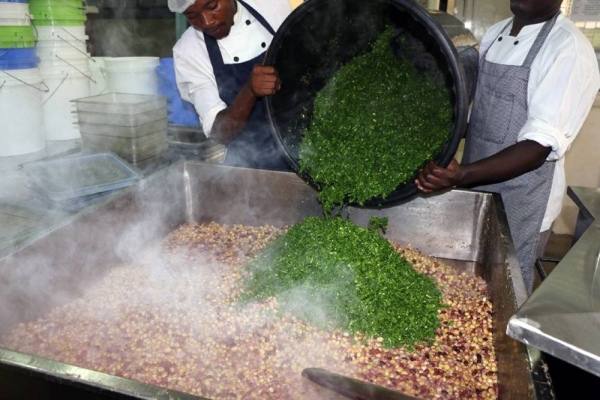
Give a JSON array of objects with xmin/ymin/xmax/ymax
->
[
  {"xmin": 76, "ymin": 108, "xmax": 167, "ymax": 128},
  {"xmin": 23, "ymin": 152, "xmax": 142, "ymax": 202},
  {"xmin": 81, "ymin": 131, "xmax": 169, "ymax": 163},
  {"xmin": 72, "ymin": 93, "xmax": 167, "ymax": 115},
  {"xmin": 78, "ymin": 118, "xmax": 168, "ymax": 138}
]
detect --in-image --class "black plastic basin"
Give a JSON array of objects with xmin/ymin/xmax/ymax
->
[{"xmin": 264, "ymin": 0, "xmax": 472, "ymax": 206}]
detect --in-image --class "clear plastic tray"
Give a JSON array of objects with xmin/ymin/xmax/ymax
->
[
  {"xmin": 22, "ymin": 152, "xmax": 142, "ymax": 202},
  {"xmin": 168, "ymin": 125, "xmax": 225, "ymax": 160},
  {"xmin": 82, "ymin": 131, "xmax": 169, "ymax": 163},
  {"xmin": 76, "ymin": 108, "xmax": 168, "ymax": 128},
  {"xmin": 78, "ymin": 119, "xmax": 168, "ymax": 138},
  {"xmin": 72, "ymin": 93, "xmax": 168, "ymax": 115},
  {"xmin": 34, "ymin": 188, "xmax": 124, "ymax": 213},
  {"xmin": 131, "ymin": 151, "xmax": 172, "ymax": 175},
  {"xmin": 0, "ymin": 202, "xmax": 69, "ymax": 246},
  {"xmin": 170, "ymin": 144, "xmax": 225, "ymax": 162}
]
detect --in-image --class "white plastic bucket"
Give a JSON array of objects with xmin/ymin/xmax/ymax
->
[
  {"xmin": 0, "ymin": 16, "xmax": 31, "ymax": 26},
  {"xmin": 40, "ymin": 68, "xmax": 91, "ymax": 140},
  {"xmin": 0, "ymin": 3, "xmax": 30, "ymax": 18},
  {"xmin": 36, "ymin": 48, "xmax": 90, "ymax": 64},
  {"xmin": 39, "ymin": 56, "xmax": 88, "ymax": 68},
  {"xmin": 104, "ymin": 57, "xmax": 159, "ymax": 95},
  {"xmin": 35, "ymin": 25, "xmax": 86, "ymax": 40},
  {"xmin": 88, "ymin": 56, "xmax": 108, "ymax": 96},
  {"xmin": 36, "ymin": 39, "xmax": 88, "ymax": 58},
  {"xmin": 36, "ymin": 37, "xmax": 88, "ymax": 50},
  {"xmin": 37, "ymin": 53, "xmax": 90, "ymax": 70},
  {"xmin": 0, "ymin": 68, "xmax": 46, "ymax": 156}
]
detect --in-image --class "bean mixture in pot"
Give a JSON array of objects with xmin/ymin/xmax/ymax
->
[{"xmin": 1, "ymin": 222, "xmax": 498, "ymax": 399}]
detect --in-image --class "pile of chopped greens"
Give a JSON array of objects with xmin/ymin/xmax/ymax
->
[
  {"xmin": 299, "ymin": 27, "xmax": 454, "ymax": 212},
  {"xmin": 241, "ymin": 216, "xmax": 443, "ymax": 348},
  {"xmin": 239, "ymin": 27, "xmax": 450, "ymax": 349}
]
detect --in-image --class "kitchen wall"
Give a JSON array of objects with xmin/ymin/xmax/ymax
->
[
  {"xmin": 452, "ymin": 0, "xmax": 512, "ymax": 41},
  {"xmin": 88, "ymin": 0, "xmax": 301, "ymax": 57},
  {"xmin": 554, "ymin": 98, "xmax": 600, "ymax": 235}
]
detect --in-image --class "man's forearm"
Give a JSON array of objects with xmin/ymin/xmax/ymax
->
[
  {"xmin": 210, "ymin": 83, "xmax": 257, "ymax": 145},
  {"xmin": 460, "ymin": 140, "xmax": 552, "ymax": 187}
]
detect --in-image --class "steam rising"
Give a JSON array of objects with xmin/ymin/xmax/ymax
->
[{"xmin": 0, "ymin": 220, "xmax": 359, "ymax": 398}]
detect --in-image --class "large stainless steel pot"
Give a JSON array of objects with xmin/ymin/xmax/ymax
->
[{"xmin": 0, "ymin": 162, "xmax": 552, "ymax": 399}]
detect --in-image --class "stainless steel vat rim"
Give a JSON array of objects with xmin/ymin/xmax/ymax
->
[
  {"xmin": 507, "ymin": 186, "xmax": 600, "ymax": 378},
  {"xmin": 0, "ymin": 348, "xmax": 205, "ymax": 399}
]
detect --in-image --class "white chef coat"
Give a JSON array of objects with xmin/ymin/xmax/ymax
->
[
  {"xmin": 479, "ymin": 14, "xmax": 600, "ymax": 231},
  {"xmin": 173, "ymin": 0, "xmax": 292, "ymax": 136}
]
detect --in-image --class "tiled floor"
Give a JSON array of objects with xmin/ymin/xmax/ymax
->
[{"xmin": 533, "ymin": 233, "xmax": 600, "ymax": 396}]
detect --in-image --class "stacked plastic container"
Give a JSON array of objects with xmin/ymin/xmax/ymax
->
[
  {"xmin": 73, "ymin": 93, "xmax": 170, "ymax": 169},
  {"xmin": 29, "ymin": 0, "xmax": 91, "ymax": 141},
  {"xmin": 0, "ymin": 0, "xmax": 46, "ymax": 157},
  {"xmin": 23, "ymin": 152, "xmax": 143, "ymax": 212}
]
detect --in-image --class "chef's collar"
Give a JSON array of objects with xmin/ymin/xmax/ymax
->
[
  {"xmin": 194, "ymin": 1, "xmax": 254, "ymax": 44},
  {"xmin": 232, "ymin": 1, "xmax": 251, "ymax": 31},
  {"xmin": 509, "ymin": 12, "xmax": 564, "ymax": 37}
]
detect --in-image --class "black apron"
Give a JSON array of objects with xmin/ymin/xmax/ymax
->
[{"xmin": 204, "ymin": 0, "xmax": 288, "ymax": 171}]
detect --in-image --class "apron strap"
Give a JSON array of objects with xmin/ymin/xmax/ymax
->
[
  {"xmin": 238, "ymin": 0, "xmax": 276, "ymax": 36},
  {"xmin": 522, "ymin": 11, "xmax": 561, "ymax": 68},
  {"xmin": 204, "ymin": 0, "xmax": 276, "ymax": 88}
]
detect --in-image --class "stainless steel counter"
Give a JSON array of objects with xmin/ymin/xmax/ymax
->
[{"xmin": 507, "ymin": 186, "xmax": 600, "ymax": 377}]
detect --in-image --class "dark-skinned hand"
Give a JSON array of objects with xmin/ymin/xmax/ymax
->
[
  {"xmin": 415, "ymin": 158, "xmax": 463, "ymax": 194},
  {"xmin": 249, "ymin": 65, "xmax": 282, "ymax": 97}
]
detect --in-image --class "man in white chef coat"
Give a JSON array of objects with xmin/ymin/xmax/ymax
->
[
  {"xmin": 415, "ymin": 0, "xmax": 600, "ymax": 295},
  {"xmin": 168, "ymin": 0, "xmax": 292, "ymax": 170}
]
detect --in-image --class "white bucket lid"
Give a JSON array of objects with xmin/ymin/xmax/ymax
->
[
  {"xmin": 36, "ymin": 43, "xmax": 88, "ymax": 53},
  {"xmin": 38, "ymin": 53, "xmax": 90, "ymax": 63},
  {"xmin": 103, "ymin": 57, "xmax": 159, "ymax": 70},
  {"xmin": 0, "ymin": 17, "xmax": 31, "ymax": 26},
  {"xmin": 0, "ymin": 68, "xmax": 44, "ymax": 87},
  {"xmin": 36, "ymin": 48, "xmax": 87, "ymax": 59},
  {"xmin": 40, "ymin": 70, "xmax": 92, "ymax": 81},
  {"xmin": 0, "ymin": 2, "xmax": 30, "ymax": 16},
  {"xmin": 36, "ymin": 45, "xmax": 86, "ymax": 53},
  {"xmin": 38, "ymin": 58, "xmax": 90, "ymax": 75},
  {"xmin": 35, "ymin": 25, "xmax": 86, "ymax": 39},
  {"xmin": 103, "ymin": 66, "xmax": 159, "ymax": 74},
  {"xmin": 38, "ymin": 62, "xmax": 90, "ymax": 73},
  {"xmin": 36, "ymin": 36, "xmax": 88, "ymax": 45}
]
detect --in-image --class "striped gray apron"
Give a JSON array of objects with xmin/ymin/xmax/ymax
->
[{"xmin": 463, "ymin": 13, "xmax": 559, "ymax": 293}]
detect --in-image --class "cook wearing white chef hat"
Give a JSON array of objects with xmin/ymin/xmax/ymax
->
[{"xmin": 168, "ymin": 0, "xmax": 293, "ymax": 170}]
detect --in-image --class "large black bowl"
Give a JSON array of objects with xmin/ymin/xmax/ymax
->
[{"xmin": 264, "ymin": 0, "xmax": 471, "ymax": 207}]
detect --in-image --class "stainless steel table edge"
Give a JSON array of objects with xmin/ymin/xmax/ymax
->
[
  {"xmin": 0, "ymin": 347, "xmax": 205, "ymax": 400},
  {"xmin": 507, "ymin": 186, "xmax": 600, "ymax": 378}
]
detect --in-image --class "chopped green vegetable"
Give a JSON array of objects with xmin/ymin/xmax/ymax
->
[
  {"xmin": 241, "ymin": 216, "xmax": 443, "ymax": 348},
  {"xmin": 367, "ymin": 216, "xmax": 388, "ymax": 234},
  {"xmin": 240, "ymin": 27, "xmax": 449, "ymax": 349},
  {"xmin": 299, "ymin": 27, "xmax": 453, "ymax": 212}
]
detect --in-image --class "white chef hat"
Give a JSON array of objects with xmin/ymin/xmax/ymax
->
[{"xmin": 168, "ymin": 0, "xmax": 196, "ymax": 13}]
